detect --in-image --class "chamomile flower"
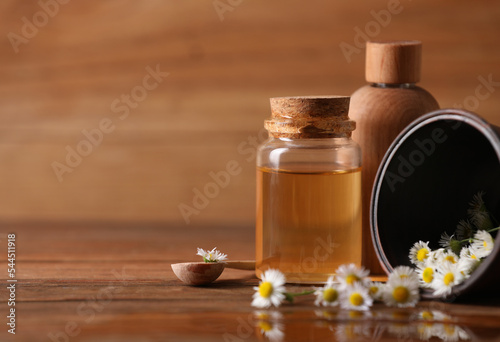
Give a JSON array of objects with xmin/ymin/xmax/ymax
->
[
  {"xmin": 458, "ymin": 246, "xmax": 481, "ymax": 277},
  {"xmin": 439, "ymin": 250, "xmax": 459, "ymax": 265},
  {"xmin": 388, "ymin": 265, "xmax": 419, "ymax": 284},
  {"xmin": 439, "ymin": 232, "xmax": 463, "ymax": 255},
  {"xmin": 365, "ymin": 281, "xmax": 385, "ymax": 301},
  {"xmin": 432, "ymin": 263, "xmax": 465, "ymax": 297},
  {"xmin": 252, "ymin": 269, "xmax": 286, "ymax": 308},
  {"xmin": 416, "ymin": 264, "xmax": 436, "ymax": 288},
  {"xmin": 382, "ymin": 277, "xmax": 420, "ymax": 308},
  {"xmin": 471, "ymin": 230, "xmax": 494, "ymax": 258},
  {"xmin": 340, "ymin": 283, "xmax": 373, "ymax": 311},
  {"xmin": 426, "ymin": 248, "xmax": 446, "ymax": 268},
  {"xmin": 335, "ymin": 263, "xmax": 369, "ymax": 289},
  {"xmin": 314, "ymin": 276, "xmax": 340, "ymax": 307},
  {"xmin": 196, "ymin": 247, "xmax": 227, "ymax": 263},
  {"xmin": 409, "ymin": 241, "xmax": 431, "ymax": 266}
]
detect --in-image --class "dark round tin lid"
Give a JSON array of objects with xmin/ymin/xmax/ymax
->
[{"xmin": 371, "ymin": 108, "xmax": 500, "ymax": 299}]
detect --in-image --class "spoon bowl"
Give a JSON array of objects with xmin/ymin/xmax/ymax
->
[
  {"xmin": 171, "ymin": 260, "xmax": 255, "ymax": 286},
  {"xmin": 171, "ymin": 262, "xmax": 226, "ymax": 286}
]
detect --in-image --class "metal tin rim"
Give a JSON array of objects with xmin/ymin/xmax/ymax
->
[{"xmin": 370, "ymin": 108, "xmax": 500, "ymax": 299}]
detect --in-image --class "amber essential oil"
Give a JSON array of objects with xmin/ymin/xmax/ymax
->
[{"xmin": 256, "ymin": 166, "xmax": 362, "ymax": 283}]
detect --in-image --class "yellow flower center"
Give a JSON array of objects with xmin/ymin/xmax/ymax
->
[
  {"xmin": 417, "ymin": 248, "xmax": 429, "ymax": 262},
  {"xmin": 256, "ymin": 312, "xmax": 269, "ymax": 320},
  {"xmin": 369, "ymin": 286, "xmax": 379, "ymax": 296},
  {"xmin": 444, "ymin": 255, "xmax": 456, "ymax": 264},
  {"xmin": 344, "ymin": 324, "xmax": 356, "ymax": 339},
  {"xmin": 418, "ymin": 324, "xmax": 433, "ymax": 335},
  {"xmin": 443, "ymin": 272, "xmax": 455, "ymax": 286},
  {"xmin": 471, "ymin": 254, "xmax": 477, "ymax": 260},
  {"xmin": 421, "ymin": 311, "xmax": 434, "ymax": 320},
  {"xmin": 393, "ymin": 286, "xmax": 410, "ymax": 303},
  {"xmin": 258, "ymin": 282, "xmax": 273, "ymax": 298},
  {"xmin": 348, "ymin": 310, "xmax": 363, "ymax": 319},
  {"xmin": 346, "ymin": 274, "xmax": 360, "ymax": 285},
  {"xmin": 422, "ymin": 267, "xmax": 434, "ymax": 283},
  {"xmin": 323, "ymin": 288, "xmax": 338, "ymax": 303},
  {"xmin": 349, "ymin": 293, "xmax": 364, "ymax": 306},
  {"xmin": 484, "ymin": 241, "xmax": 488, "ymax": 248},
  {"xmin": 443, "ymin": 324, "xmax": 456, "ymax": 336},
  {"xmin": 321, "ymin": 310, "xmax": 337, "ymax": 319},
  {"xmin": 258, "ymin": 321, "xmax": 273, "ymax": 332}
]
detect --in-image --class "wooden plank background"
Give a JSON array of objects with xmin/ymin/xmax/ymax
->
[{"xmin": 0, "ymin": 0, "xmax": 499, "ymax": 227}]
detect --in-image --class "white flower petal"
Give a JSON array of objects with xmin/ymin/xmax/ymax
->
[
  {"xmin": 339, "ymin": 283, "xmax": 373, "ymax": 311},
  {"xmin": 432, "ymin": 263, "xmax": 465, "ymax": 297},
  {"xmin": 471, "ymin": 230, "xmax": 494, "ymax": 258},
  {"xmin": 409, "ymin": 241, "xmax": 431, "ymax": 266},
  {"xmin": 335, "ymin": 263, "xmax": 370, "ymax": 289},
  {"xmin": 383, "ymin": 277, "xmax": 420, "ymax": 308},
  {"xmin": 251, "ymin": 269, "xmax": 287, "ymax": 309},
  {"xmin": 388, "ymin": 266, "xmax": 419, "ymax": 284}
]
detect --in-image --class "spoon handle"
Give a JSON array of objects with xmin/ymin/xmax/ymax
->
[{"xmin": 225, "ymin": 260, "xmax": 255, "ymax": 270}]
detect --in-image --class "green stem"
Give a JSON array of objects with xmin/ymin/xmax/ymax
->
[
  {"xmin": 203, "ymin": 257, "xmax": 218, "ymax": 263},
  {"xmin": 488, "ymin": 226, "xmax": 500, "ymax": 234},
  {"xmin": 284, "ymin": 290, "xmax": 315, "ymax": 303},
  {"xmin": 457, "ymin": 225, "xmax": 500, "ymax": 244}
]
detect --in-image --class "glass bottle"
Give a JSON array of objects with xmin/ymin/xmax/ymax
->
[{"xmin": 256, "ymin": 96, "xmax": 362, "ymax": 283}]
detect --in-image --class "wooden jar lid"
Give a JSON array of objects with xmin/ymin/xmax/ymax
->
[
  {"xmin": 365, "ymin": 40, "xmax": 422, "ymax": 84},
  {"xmin": 265, "ymin": 96, "xmax": 355, "ymax": 138}
]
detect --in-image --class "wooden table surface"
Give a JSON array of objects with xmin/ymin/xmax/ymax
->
[{"xmin": 1, "ymin": 222, "xmax": 500, "ymax": 342}]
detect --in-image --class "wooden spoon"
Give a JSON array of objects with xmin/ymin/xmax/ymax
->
[{"xmin": 171, "ymin": 260, "xmax": 255, "ymax": 286}]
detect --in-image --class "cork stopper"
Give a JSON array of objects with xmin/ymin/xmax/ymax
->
[
  {"xmin": 265, "ymin": 96, "xmax": 355, "ymax": 139},
  {"xmin": 365, "ymin": 40, "xmax": 421, "ymax": 84}
]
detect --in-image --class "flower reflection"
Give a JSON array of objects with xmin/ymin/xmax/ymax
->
[
  {"xmin": 314, "ymin": 308, "xmax": 470, "ymax": 341},
  {"xmin": 254, "ymin": 311, "xmax": 284, "ymax": 342},
  {"xmin": 413, "ymin": 309, "xmax": 469, "ymax": 341},
  {"xmin": 416, "ymin": 323, "xmax": 470, "ymax": 341},
  {"xmin": 334, "ymin": 322, "xmax": 372, "ymax": 342},
  {"xmin": 314, "ymin": 309, "xmax": 339, "ymax": 321},
  {"xmin": 387, "ymin": 322, "xmax": 415, "ymax": 340},
  {"xmin": 315, "ymin": 309, "xmax": 371, "ymax": 322},
  {"xmin": 257, "ymin": 320, "xmax": 284, "ymax": 341},
  {"xmin": 417, "ymin": 309, "xmax": 451, "ymax": 322},
  {"xmin": 253, "ymin": 308, "xmax": 470, "ymax": 342}
]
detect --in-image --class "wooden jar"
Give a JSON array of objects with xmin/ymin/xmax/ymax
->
[{"xmin": 349, "ymin": 40, "xmax": 440, "ymax": 274}]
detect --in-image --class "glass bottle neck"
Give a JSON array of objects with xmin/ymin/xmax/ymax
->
[
  {"xmin": 275, "ymin": 136, "xmax": 353, "ymax": 145},
  {"xmin": 371, "ymin": 82, "xmax": 416, "ymax": 89}
]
